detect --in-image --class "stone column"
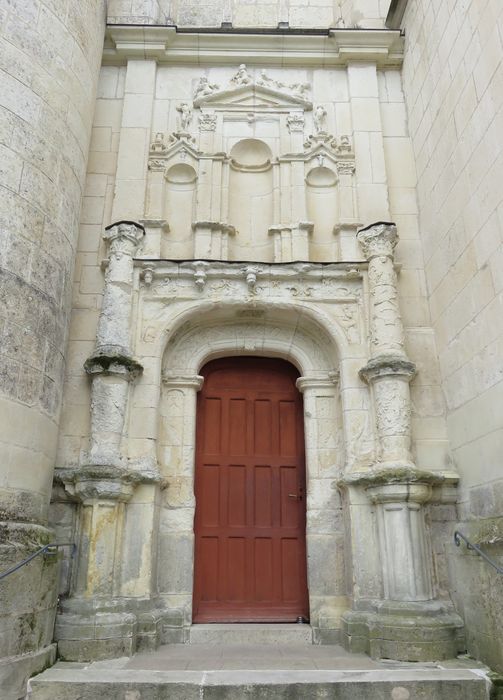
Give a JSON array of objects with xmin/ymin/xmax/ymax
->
[
  {"xmin": 55, "ymin": 221, "xmax": 164, "ymax": 661},
  {"xmin": 86, "ymin": 221, "xmax": 144, "ymax": 469},
  {"xmin": 357, "ymin": 221, "xmax": 416, "ymax": 470},
  {"xmin": 0, "ymin": 2, "xmax": 106, "ymax": 693},
  {"xmin": 341, "ymin": 221, "xmax": 463, "ymax": 662}
]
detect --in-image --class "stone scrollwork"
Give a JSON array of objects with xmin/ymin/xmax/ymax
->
[
  {"xmin": 148, "ymin": 158, "xmax": 166, "ymax": 172},
  {"xmin": 336, "ymin": 160, "xmax": 356, "ymax": 175}
]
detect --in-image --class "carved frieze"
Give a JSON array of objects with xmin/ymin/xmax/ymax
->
[{"xmin": 136, "ymin": 260, "xmax": 364, "ymax": 346}]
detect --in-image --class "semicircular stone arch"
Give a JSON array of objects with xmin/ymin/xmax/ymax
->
[
  {"xmin": 156, "ymin": 307, "xmax": 348, "ymax": 635},
  {"xmin": 162, "ymin": 317, "xmax": 338, "ymax": 379}
]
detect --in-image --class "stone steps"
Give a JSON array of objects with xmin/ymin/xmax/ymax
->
[
  {"xmin": 28, "ymin": 667, "xmax": 491, "ymax": 699},
  {"xmin": 188, "ymin": 623, "xmax": 313, "ymax": 645}
]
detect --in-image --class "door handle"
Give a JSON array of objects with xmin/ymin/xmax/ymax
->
[{"xmin": 288, "ymin": 493, "xmax": 300, "ymax": 499}]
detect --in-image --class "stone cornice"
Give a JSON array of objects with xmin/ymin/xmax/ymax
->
[{"xmin": 103, "ymin": 26, "xmax": 404, "ymax": 68}]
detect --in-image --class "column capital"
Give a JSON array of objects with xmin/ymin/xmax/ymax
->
[
  {"xmin": 84, "ymin": 346, "xmax": 143, "ymax": 380},
  {"xmin": 357, "ymin": 221, "xmax": 397, "ymax": 260},
  {"xmin": 104, "ymin": 220, "xmax": 145, "ymax": 254},
  {"xmin": 296, "ymin": 371, "xmax": 339, "ymax": 393},
  {"xmin": 162, "ymin": 373, "xmax": 204, "ymax": 390},
  {"xmin": 359, "ymin": 354, "xmax": 416, "ymax": 384}
]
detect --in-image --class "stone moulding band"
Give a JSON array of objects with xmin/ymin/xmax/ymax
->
[
  {"xmin": 103, "ymin": 27, "xmax": 405, "ymax": 68},
  {"xmin": 339, "ymin": 466, "xmax": 448, "ymax": 488},
  {"xmin": 359, "ymin": 354, "xmax": 416, "ymax": 383}
]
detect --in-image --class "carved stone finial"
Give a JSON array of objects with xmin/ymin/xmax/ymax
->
[
  {"xmin": 357, "ymin": 222, "xmax": 398, "ymax": 260},
  {"xmin": 150, "ymin": 132, "xmax": 167, "ymax": 153}
]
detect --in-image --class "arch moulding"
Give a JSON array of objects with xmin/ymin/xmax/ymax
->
[{"xmin": 156, "ymin": 309, "xmax": 351, "ymax": 641}]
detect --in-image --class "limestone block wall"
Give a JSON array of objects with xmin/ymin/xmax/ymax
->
[
  {"xmin": 108, "ymin": 0, "xmax": 171, "ymax": 24},
  {"xmin": 108, "ymin": 0, "xmax": 388, "ymax": 28},
  {"xmin": 401, "ymin": 0, "xmax": 503, "ymax": 673},
  {"xmin": 0, "ymin": 0, "xmax": 106, "ymax": 689}
]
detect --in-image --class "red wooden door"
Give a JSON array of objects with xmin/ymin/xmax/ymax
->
[{"xmin": 193, "ymin": 357, "xmax": 309, "ymax": 623}]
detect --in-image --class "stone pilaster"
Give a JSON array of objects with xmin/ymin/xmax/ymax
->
[{"xmin": 159, "ymin": 373, "xmax": 204, "ymax": 640}]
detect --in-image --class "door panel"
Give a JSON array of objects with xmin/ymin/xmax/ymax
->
[{"xmin": 193, "ymin": 357, "xmax": 309, "ymax": 623}]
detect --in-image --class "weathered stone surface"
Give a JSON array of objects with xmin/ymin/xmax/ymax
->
[
  {"xmin": 1, "ymin": 1, "xmax": 501, "ymax": 692},
  {"xmin": 28, "ymin": 667, "xmax": 490, "ymax": 700},
  {"xmin": 0, "ymin": 0, "xmax": 106, "ymax": 685}
]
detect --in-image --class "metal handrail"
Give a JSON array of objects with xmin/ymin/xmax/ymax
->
[
  {"xmin": 454, "ymin": 530, "xmax": 503, "ymax": 575},
  {"xmin": 0, "ymin": 543, "xmax": 76, "ymax": 581}
]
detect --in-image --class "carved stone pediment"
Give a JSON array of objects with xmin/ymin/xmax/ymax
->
[
  {"xmin": 280, "ymin": 138, "xmax": 355, "ymax": 169},
  {"xmin": 148, "ymin": 133, "xmax": 202, "ymax": 171},
  {"xmin": 194, "ymin": 83, "xmax": 312, "ymax": 111}
]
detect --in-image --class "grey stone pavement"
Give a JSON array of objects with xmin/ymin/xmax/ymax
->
[{"xmin": 75, "ymin": 644, "xmax": 486, "ymax": 673}]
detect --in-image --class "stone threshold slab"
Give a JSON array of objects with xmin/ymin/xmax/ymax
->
[{"xmin": 188, "ymin": 623, "xmax": 314, "ymax": 645}]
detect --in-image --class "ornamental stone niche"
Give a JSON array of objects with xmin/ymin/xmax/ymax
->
[{"xmin": 144, "ymin": 65, "xmax": 359, "ymax": 263}]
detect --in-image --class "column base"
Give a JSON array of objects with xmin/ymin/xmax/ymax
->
[
  {"xmin": 55, "ymin": 598, "xmax": 166, "ymax": 661},
  {"xmin": 342, "ymin": 601, "xmax": 464, "ymax": 662}
]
